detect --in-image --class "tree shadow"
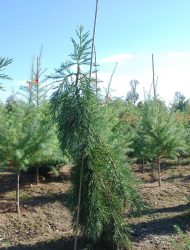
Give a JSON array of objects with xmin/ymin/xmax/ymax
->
[
  {"xmin": 0, "ymin": 236, "xmax": 87, "ymax": 250},
  {"xmin": 0, "ymin": 171, "xmax": 35, "ymax": 195},
  {"xmin": 0, "ymin": 189, "xmax": 73, "ymax": 214},
  {"xmin": 24, "ymin": 190, "xmax": 73, "ymax": 209},
  {"xmin": 130, "ymin": 203, "xmax": 190, "ymax": 218},
  {"xmin": 163, "ymin": 174, "xmax": 190, "ymax": 183},
  {"xmin": 0, "ymin": 167, "xmax": 70, "ymax": 197},
  {"xmin": 161, "ymin": 160, "xmax": 190, "ymax": 169},
  {"xmin": 0, "ymin": 167, "xmax": 73, "ymax": 213},
  {"xmin": 130, "ymin": 212, "xmax": 190, "ymax": 240},
  {"xmin": 0, "ymin": 236, "xmax": 112, "ymax": 250},
  {"xmin": 0, "ymin": 202, "xmax": 17, "ymax": 213},
  {"xmin": 153, "ymin": 204, "xmax": 190, "ymax": 214}
]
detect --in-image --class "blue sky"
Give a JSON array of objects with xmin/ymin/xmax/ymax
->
[{"xmin": 1, "ymin": 0, "xmax": 190, "ymax": 103}]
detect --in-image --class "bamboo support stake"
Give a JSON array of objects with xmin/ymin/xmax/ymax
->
[
  {"xmin": 89, "ymin": 0, "xmax": 99, "ymax": 80},
  {"xmin": 94, "ymin": 45, "xmax": 98, "ymax": 96},
  {"xmin": 105, "ymin": 62, "xmax": 118, "ymax": 100},
  {"xmin": 74, "ymin": 157, "xmax": 84, "ymax": 250},
  {"xmin": 152, "ymin": 53, "xmax": 156, "ymax": 100}
]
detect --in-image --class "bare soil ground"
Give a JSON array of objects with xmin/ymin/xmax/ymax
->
[
  {"xmin": 0, "ymin": 161, "xmax": 189, "ymax": 249},
  {"xmin": 130, "ymin": 161, "xmax": 190, "ymax": 250},
  {"xmin": 0, "ymin": 166, "xmax": 76, "ymax": 250}
]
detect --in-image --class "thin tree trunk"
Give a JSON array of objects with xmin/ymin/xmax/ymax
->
[
  {"xmin": 36, "ymin": 67, "xmax": 40, "ymax": 185},
  {"xmin": 157, "ymin": 156, "xmax": 161, "ymax": 187},
  {"xmin": 36, "ymin": 165, "xmax": 39, "ymax": 185},
  {"xmin": 16, "ymin": 166, "xmax": 20, "ymax": 213},
  {"xmin": 142, "ymin": 156, "xmax": 145, "ymax": 173},
  {"xmin": 178, "ymin": 155, "xmax": 180, "ymax": 165}
]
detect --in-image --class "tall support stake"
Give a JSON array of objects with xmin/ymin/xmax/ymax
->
[
  {"xmin": 152, "ymin": 53, "xmax": 156, "ymax": 100},
  {"xmin": 105, "ymin": 62, "xmax": 118, "ymax": 101},
  {"xmin": 94, "ymin": 45, "xmax": 98, "ymax": 96},
  {"xmin": 74, "ymin": 157, "xmax": 84, "ymax": 250},
  {"xmin": 89, "ymin": 0, "xmax": 99, "ymax": 80}
]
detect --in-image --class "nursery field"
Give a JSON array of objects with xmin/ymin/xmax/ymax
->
[
  {"xmin": 1, "ymin": 1, "xmax": 190, "ymax": 249},
  {"xmin": 0, "ymin": 162, "xmax": 189, "ymax": 250}
]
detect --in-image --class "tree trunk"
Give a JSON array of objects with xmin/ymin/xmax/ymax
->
[
  {"xmin": 178, "ymin": 156, "xmax": 180, "ymax": 166},
  {"xmin": 36, "ymin": 165, "xmax": 39, "ymax": 185},
  {"xmin": 142, "ymin": 156, "xmax": 145, "ymax": 173},
  {"xmin": 157, "ymin": 156, "xmax": 161, "ymax": 187},
  {"xmin": 16, "ymin": 167, "xmax": 20, "ymax": 213}
]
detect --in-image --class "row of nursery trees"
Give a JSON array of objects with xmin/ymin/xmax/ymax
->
[{"xmin": 1, "ymin": 27, "xmax": 190, "ymax": 249}]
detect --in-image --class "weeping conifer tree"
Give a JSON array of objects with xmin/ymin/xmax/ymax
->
[{"xmin": 51, "ymin": 27, "xmax": 140, "ymax": 249}]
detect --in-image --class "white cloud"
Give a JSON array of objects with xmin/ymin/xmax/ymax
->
[
  {"xmin": 100, "ymin": 53, "xmax": 134, "ymax": 64},
  {"xmin": 97, "ymin": 72, "xmax": 131, "ymax": 98},
  {"xmin": 0, "ymin": 80, "xmax": 27, "ymax": 103},
  {"xmin": 97, "ymin": 51, "xmax": 190, "ymax": 104},
  {"xmin": 2, "ymin": 51, "xmax": 190, "ymax": 105},
  {"xmin": 15, "ymin": 80, "xmax": 27, "ymax": 85},
  {"xmin": 13, "ymin": 80, "xmax": 27, "ymax": 86},
  {"xmin": 168, "ymin": 52, "xmax": 190, "ymax": 58}
]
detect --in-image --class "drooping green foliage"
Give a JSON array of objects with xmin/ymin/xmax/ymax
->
[{"xmin": 51, "ymin": 26, "xmax": 140, "ymax": 249}]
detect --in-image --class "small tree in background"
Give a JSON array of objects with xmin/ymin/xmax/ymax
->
[
  {"xmin": 105, "ymin": 98, "xmax": 140, "ymax": 167},
  {"xmin": 0, "ymin": 75, "xmax": 12, "ymax": 174},
  {"xmin": 1, "ymin": 101, "xmax": 53, "ymax": 213},
  {"xmin": 18, "ymin": 48, "xmax": 56, "ymax": 184},
  {"xmin": 28, "ymin": 102, "xmax": 64, "ymax": 175},
  {"xmin": 126, "ymin": 79, "xmax": 140, "ymax": 106},
  {"xmin": 133, "ymin": 121, "xmax": 153, "ymax": 172},
  {"xmin": 170, "ymin": 91, "xmax": 189, "ymax": 112},
  {"xmin": 0, "ymin": 103, "xmax": 7, "ymax": 163},
  {"xmin": 140, "ymin": 99, "xmax": 185, "ymax": 186}
]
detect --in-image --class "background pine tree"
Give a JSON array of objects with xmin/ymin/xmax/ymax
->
[{"xmin": 140, "ymin": 99, "xmax": 186, "ymax": 186}]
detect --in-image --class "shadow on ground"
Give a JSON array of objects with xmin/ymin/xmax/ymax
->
[
  {"xmin": 0, "ymin": 236, "xmax": 86, "ymax": 250},
  {"xmin": 162, "ymin": 174, "xmax": 190, "ymax": 183},
  {"xmin": 0, "ymin": 190, "xmax": 73, "ymax": 213},
  {"xmin": 0, "ymin": 166, "xmax": 70, "ymax": 196},
  {"xmin": 131, "ymin": 212, "xmax": 190, "ymax": 239},
  {"xmin": 131, "ymin": 203, "xmax": 190, "ymax": 218},
  {"xmin": 0, "ymin": 236, "xmax": 114, "ymax": 250}
]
